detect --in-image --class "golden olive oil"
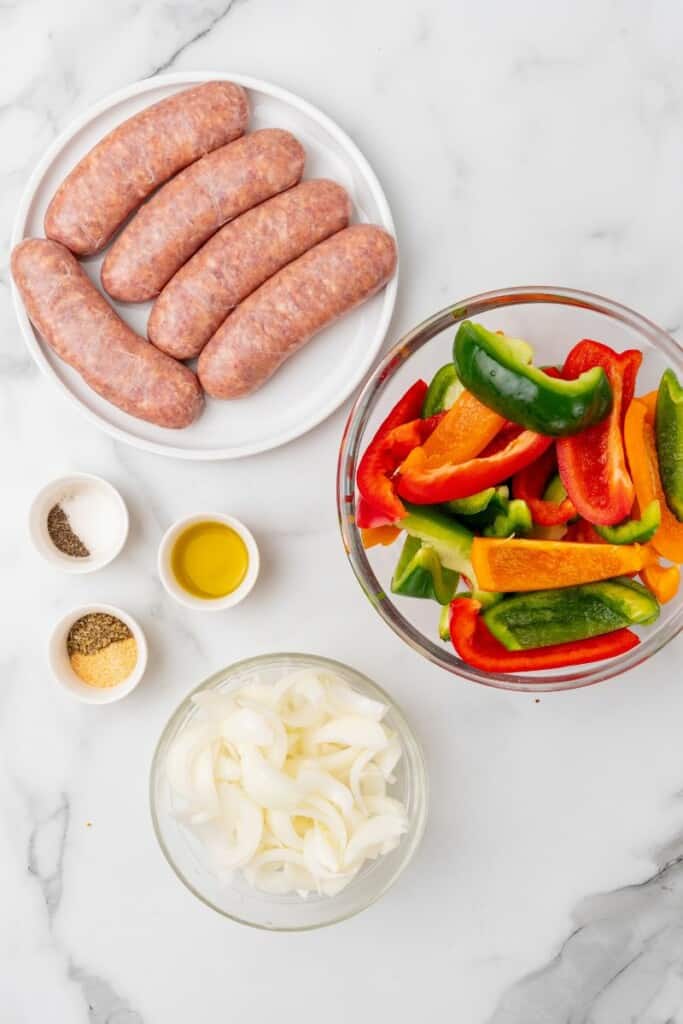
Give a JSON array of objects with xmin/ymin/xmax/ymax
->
[{"xmin": 171, "ymin": 521, "xmax": 248, "ymax": 599}]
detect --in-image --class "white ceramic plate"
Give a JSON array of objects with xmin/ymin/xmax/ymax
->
[{"xmin": 11, "ymin": 72, "xmax": 397, "ymax": 460}]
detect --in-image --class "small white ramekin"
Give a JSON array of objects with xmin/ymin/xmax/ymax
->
[
  {"xmin": 48, "ymin": 603, "xmax": 148, "ymax": 704},
  {"xmin": 158, "ymin": 512, "xmax": 259, "ymax": 611},
  {"xmin": 29, "ymin": 473, "xmax": 129, "ymax": 574}
]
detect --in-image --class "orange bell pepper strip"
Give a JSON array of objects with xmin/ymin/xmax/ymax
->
[
  {"xmin": 471, "ymin": 537, "xmax": 654, "ymax": 592},
  {"xmin": 449, "ymin": 597, "xmax": 639, "ymax": 673},
  {"xmin": 361, "ymin": 525, "xmax": 401, "ymax": 549},
  {"xmin": 638, "ymin": 390, "xmax": 657, "ymax": 419},
  {"xmin": 641, "ymin": 560, "xmax": 680, "ymax": 603},
  {"xmin": 401, "ymin": 389, "xmax": 505, "ymax": 472},
  {"xmin": 624, "ymin": 398, "xmax": 683, "ymax": 562}
]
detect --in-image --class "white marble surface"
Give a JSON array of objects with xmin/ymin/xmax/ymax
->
[{"xmin": 2, "ymin": 1, "xmax": 683, "ymax": 1021}]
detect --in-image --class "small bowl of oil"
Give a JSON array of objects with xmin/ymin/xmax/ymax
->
[{"xmin": 158, "ymin": 513, "xmax": 259, "ymax": 611}]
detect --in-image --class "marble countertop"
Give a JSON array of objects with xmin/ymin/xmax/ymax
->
[{"xmin": 3, "ymin": 2, "xmax": 683, "ymax": 1021}]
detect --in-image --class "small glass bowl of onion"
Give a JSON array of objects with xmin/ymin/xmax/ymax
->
[{"xmin": 149, "ymin": 653, "xmax": 428, "ymax": 930}]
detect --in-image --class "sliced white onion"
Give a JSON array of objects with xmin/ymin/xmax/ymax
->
[
  {"xmin": 311, "ymin": 715, "xmax": 389, "ymax": 751},
  {"xmin": 266, "ymin": 809, "xmax": 305, "ymax": 851},
  {"xmin": 165, "ymin": 669, "xmax": 409, "ymax": 898},
  {"xmin": 297, "ymin": 767, "xmax": 354, "ymax": 819},
  {"xmin": 375, "ymin": 732, "xmax": 402, "ymax": 779},
  {"xmin": 296, "ymin": 796, "xmax": 348, "ymax": 852},
  {"xmin": 239, "ymin": 745, "xmax": 303, "ymax": 811},
  {"xmin": 343, "ymin": 815, "xmax": 408, "ymax": 869},
  {"xmin": 221, "ymin": 707, "xmax": 274, "ymax": 747},
  {"xmin": 349, "ymin": 749, "xmax": 376, "ymax": 816},
  {"xmin": 235, "ymin": 700, "xmax": 288, "ymax": 769},
  {"xmin": 303, "ymin": 824, "xmax": 340, "ymax": 880},
  {"xmin": 324, "ymin": 679, "xmax": 387, "ymax": 721}
]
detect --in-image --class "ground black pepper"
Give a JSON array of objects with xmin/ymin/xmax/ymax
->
[
  {"xmin": 67, "ymin": 613, "xmax": 131, "ymax": 656},
  {"xmin": 47, "ymin": 504, "xmax": 90, "ymax": 558}
]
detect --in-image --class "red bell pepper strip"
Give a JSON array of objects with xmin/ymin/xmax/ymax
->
[
  {"xmin": 448, "ymin": 597, "xmax": 639, "ymax": 673},
  {"xmin": 355, "ymin": 380, "xmax": 428, "ymax": 525},
  {"xmin": 357, "ymin": 413, "xmax": 442, "ymax": 523},
  {"xmin": 512, "ymin": 446, "xmax": 577, "ymax": 525},
  {"xmin": 396, "ymin": 425, "xmax": 553, "ymax": 505},
  {"xmin": 557, "ymin": 340, "xmax": 642, "ymax": 526}
]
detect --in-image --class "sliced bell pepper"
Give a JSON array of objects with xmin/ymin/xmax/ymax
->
[
  {"xmin": 449, "ymin": 598, "xmax": 639, "ymax": 673},
  {"xmin": 641, "ymin": 559, "xmax": 681, "ymax": 604},
  {"xmin": 404, "ymin": 388, "xmax": 505, "ymax": 471},
  {"xmin": 594, "ymin": 500, "xmax": 661, "ymax": 544},
  {"xmin": 563, "ymin": 518, "xmax": 604, "ymax": 544},
  {"xmin": 421, "ymin": 364, "xmax": 464, "ymax": 416},
  {"xmin": 450, "ymin": 486, "xmax": 510, "ymax": 531},
  {"xmin": 438, "ymin": 589, "xmax": 503, "ymax": 641},
  {"xmin": 482, "ymin": 499, "xmax": 533, "ymax": 538},
  {"xmin": 453, "ymin": 321, "xmax": 613, "ymax": 436},
  {"xmin": 391, "ymin": 536, "xmax": 459, "ymax": 604},
  {"xmin": 638, "ymin": 389, "xmax": 657, "ymax": 419},
  {"xmin": 356, "ymin": 496, "xmax": 395, "ymax": 529},
  {"xmin": 471, "ymin": 537, "xmax": 653, "ymax": 592},
  {"xmin": 512, "ymin": 446, "xmax": 577, "ymax": 526},
  {"xmin": 357, "ymin": 412, "xmax": 441, "ymax": 524},
  {"xmin": 444, "ymin": 488, "xmax": 497, "ymax": 517},
  {"xmin": 401, "ymin": 503, "xmax": 475, "ymax": 576},
  {"xmin": 482, "ymin": 578, "xmax": 658, "ymax": 650},
  {"xmin": 361, "ymin": 525, "xmax": 401, "ymax": 549},
  {"xmin": 557, "ymin": 340, "xmax": 642, "ymax": 526},
  {"xmin": 624, "ymin": 397, "xmax": 683, "ymax": 562},
  {"xmin": 656, "ymin": 369, "xmax": 683, "ymax": 521},
  {"xmin": 355, "ymin": 380, "xmax": 428, "ymax": 525},
  {"xmin": 396, "ymin": 425, "xmax": 553, "ymax": 505}
]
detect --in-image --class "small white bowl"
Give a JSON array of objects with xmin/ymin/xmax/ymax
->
[
  {"xmin": 48, "ymin": 603, "xmax": 148, "ymax": 704},
  {"xmin": 158, "ymin": 513, "xmax": 259, "ymax": 612},
  {"xmin": 29, "ymin": 473, "xmax": 129, "ymax": 574}
]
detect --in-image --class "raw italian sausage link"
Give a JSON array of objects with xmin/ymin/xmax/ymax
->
[
  {"xmin": 11, "ymin": 239, "xmax": 203, "ymax": 429},
  {"xmin": 44, "ymin": 82, "xmax": 249, "ymax": 256},
  {"xmin": 101, "ymin": 129, "xmax": 305, "ymax": 303},
  {"xmin": 148, "ymin": 179, "xmax": 351, "ymax": 359},
  {"xmin": 197, "ymin": 224, "xmax": 397, "ymax": 399}
]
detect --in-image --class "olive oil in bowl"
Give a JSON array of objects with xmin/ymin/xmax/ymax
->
[
  {"xmin": 171, "ymin": 521, "xmax": 249, "ymax": 599},
  {"xmin": 159, "ymin": 514, "xmax": 259, "ymax": 610}
]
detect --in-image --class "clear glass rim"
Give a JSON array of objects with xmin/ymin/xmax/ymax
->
[
  {"xmin": 149, "ymin": 652, "xmax": 429, "ymax": 931},
  {"xmin": 336, "ymin": 285, "xmax": 683, "ymax": 693}
]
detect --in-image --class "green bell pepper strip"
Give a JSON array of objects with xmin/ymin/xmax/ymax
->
[
  {"xmin": 421, "ymin": 364, "xmax": 464, "ymax": 416},
  {"xmin": 594, "ymin": 500, "xmax": 661, "ymax": 544},
  {"xmin": 452, "ymin": 486, "xmax": 510, "ymax": 530},
  {"xmin": 438, "ymin": 588, "xmax": 503, "ymax": 640},
  {"xmin": 400, "ymin": 503, "xmax": 475, "ymax": 578},
  {"xmin": 453, "ymin": 321, "xmax": 613, "ymax": 436},
  {"xmin": 391, "ymin": 536, "xmax": 459, "ymax": 605},
  {"xmin": 483, "ymin": 499, "xmax": 533, "ymax": 538},
  {"xmin": 443, "ymin": 487, "xmax": 496, "ymax": 517},
  {"xmin": 482, "ymin": 577, "xmax": 659, "ymax": 651},
  {"xmin": 656, "ymin": 369, "xmax": 683, "ymax": 521}
]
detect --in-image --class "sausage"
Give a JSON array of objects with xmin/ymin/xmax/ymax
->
[
  {"xmin": 197, "ymin": 224, "xmax": 397, "ymax": 399},
  {"xmin": 148, "ymin": 179, "xmax": 352, "ymax": 360},
  {"xmin": 44, "ymin": 82, "xmax": 249, "ymax": 256},
  {"xmin": 101, "ymin": 129, "xmax": 305, "ymax": 303},
  {"xmin": 11, "ymin": 239, "xmax": 203, "ymax": 429}
]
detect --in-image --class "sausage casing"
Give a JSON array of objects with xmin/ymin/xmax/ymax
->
[
  {"xmin": 101, "ymin": 129, "xmax": 305, "ymax": 303},
  {"xmin": 44, "ymin": 82, "xmax": 249, "ymax": 256},
  {"xmin": 148, "ymin": 179, "xmax": 351, "ymax": 359},
  {"xmin": 197, "ymin": 224, "xmax": 397, "ymax": 399},
  {"xmin": 11, "ymin": 239, "xmax": 203, "ymax": 429}
]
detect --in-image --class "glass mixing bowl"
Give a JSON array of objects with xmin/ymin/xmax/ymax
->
[
  {"xmin": 337, "ymin": 286, "xmax": 683, "ymax": 693},
  {"xmin": 150, "ymin": 653, "xmax": 428, "ymax": 930}
]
